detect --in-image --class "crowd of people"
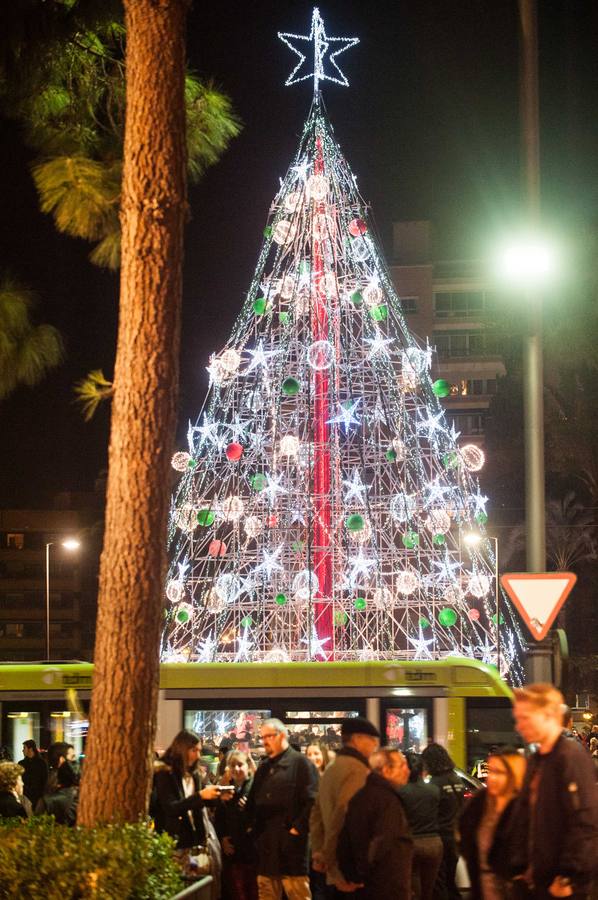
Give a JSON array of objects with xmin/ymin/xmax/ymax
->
[{"xmin": 1, "ymin": 683, "xmax": 597, "ymax": 900}]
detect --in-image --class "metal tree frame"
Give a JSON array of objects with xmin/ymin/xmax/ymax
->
[{"xmin": 162, "ymin": 99, "xmax": 525, "ymax": 680}]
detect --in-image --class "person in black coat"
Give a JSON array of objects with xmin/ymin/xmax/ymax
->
[
  {"xmin": 338, "ymin": 747, "xmax": 413, "ymax": 900},
  {"xmin": 512, "ymin": 684, "xmax": 598, "ymax": 899},
  {"xmin": 399, "ymin": 752, "xmax": 443, "ymax": 900},
  {"xmin": 18, "ymin": 740, "xmax": 48, "ymax": 809},
  {"xmin": 0, "ymin": 762, "xmax": 28, "ymax": 820},
  {"xmin": 151, "ymin": 729, "xmax": 221, "ymax": 850},
  {"xmin": 458, "ymin": 748, "xmax": 527, "ymax": 900},
  {"xmin": 245, "ymin": 718, "xmax": 318, "ymax": 899},
  {"xmin": 36, "ymin": 761, "xmax": 78, "ymax": 826},
  {"xmin": 421, "ymin": 743, "xmax": 465, "ymax": 900}
]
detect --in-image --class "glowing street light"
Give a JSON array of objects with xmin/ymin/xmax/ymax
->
[
  {"xmin": 45, "ymin": 538, "xmax": 81, "ymax": 660},
  {"xmin": 494, "ymin": 233, "xmax": 559, "ymax": 288}
]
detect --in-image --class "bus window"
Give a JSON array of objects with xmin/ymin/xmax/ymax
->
[
  {"xmin": 285, "ymin": 710, "xmax": 360, "ymax": 751},
  {"xmin": 385, "ymin": 707, "xmax": 429, "ymax": 752},
  {"xmin": 183, "ymin": 708, "xmax": 270, "ymax": 751},
  {"xmin": 50, "ymin": 711, "xmax": 85, "ymax": 759},
  {"xmin": 6, "ymin": 711, "xmax": 40, "ymax": 761},
  {"xmin": 466, "ymin": 698, "xmax": 521, "ymax": 771}
]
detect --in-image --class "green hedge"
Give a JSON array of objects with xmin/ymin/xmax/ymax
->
[{"xmin": 0, "ymin": 816, "xmax": 184, "ymax": 899}]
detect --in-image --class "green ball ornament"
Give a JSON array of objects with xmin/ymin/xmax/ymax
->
[
  {"xmin": 385, "ymin": 449, "xmax": 397, "ymax": 462},
  {"xmin": 196, "ymin": 509, "xmax": 215, "ymax": 527},
  {"xmin": 475, "ymin": 512, "xmax": 489, "ymax": 525},
  {"xmin": 253, "ymin": 297, "xmax": 267, "ymax": 315},
  {"xmin": 334, "ymin": 610, "xmax": 348, "ymax": 626},
  {"xmin": 369, "ymin": 304, "xmax": 388, "ymax": 322},
  {"xmin": 419, "ymin": 616, "xmax": 431, "ymax": 629},
  {"xmin": 187, "ymin": 458, "xmax": 198, "ymax": 469},
  {"xmin": 402, "ymin": 530, "xmax": 419, "ymax": 549},
  {"xmin": 251, "ymin": 473, "xmax": 267, "ymax": 491},
  {"xmin": 282, "ymin": 377, "xmax": 300, "ymax": 396},
  {"xmin": 350, "ymin": 290, "xmax": 363, "ymax": 307},
  {"xmin": 176, "ymin": 607, "xmax": 190, "ymax": 624},
  {"xmin": 490, "ymin": 612, "xmax": 505, "ymax": 625},
  {"xmin": 433, "ymin": 533, "xmax": 446, "ymax": 546},
  {"xmin": 275, "ymin": 593, "xmax": 287, "ymax": 605},
  {"xmin": 263, "ymin": 225, "xmax": 272, "ymax": 238},
  {"xmin": 345, "ymin": 514, "xmax": 365, "ymax": 532},
  {"xmin": 442, "ymin": 451, "xmax": 459, "ymax": 469},
  {"xmin": 432, "ymin": 379, "xmax": 451, "ymax": 398},
  {"xmin": 241, "ymin": 616, "xmax": 253, "ymax": 627},
  {"xmin": 438, "ymin": 607, "xmax": 458, "ymax": 627},
  {"xmin": 354, "ymin": 597, "xmax": 367, "ymax": 611},
  {"xmin": 279, "ymin": 311, "xmax": 290, "ymax": 325},
  {"xmin": 291, "ymin": 540, "xmax": 304, "ymax": 553}
]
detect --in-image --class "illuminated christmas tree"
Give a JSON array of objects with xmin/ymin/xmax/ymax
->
[{"xmin": 162, "ymin": 9, "xmax": 524, "ymax": 680}]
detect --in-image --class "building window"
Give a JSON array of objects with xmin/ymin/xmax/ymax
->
[
  {"xmin": 2, "ymin": 623, "xmax": 25, "ymax": 638},
  {"xmin": 433, "ymin": 330, "xmax": 492, "ymax": 358},
  {"xmin": 6, "ymin": 533, "xmax": 25, "ymax": 550},
  {"xmin": 447, "ymin": 411, "xmax": 486, "ymax": 435},
  {"xmin": 401, "ymin": 296, "xmax": 418, "ymax": 313},
  {"xmin": 434, "ymin": 291, "xmax": 486, "ymax": 318},
  {"xmin": 449, "ymin": 379, "xmax": 498, "ymax": 397}
]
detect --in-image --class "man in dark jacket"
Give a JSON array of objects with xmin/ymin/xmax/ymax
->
[
  {"xmin": 18, "ymin": 740, "xmax": 48, "ymax": 808},
  {"xmin": 513, "ymin": 683, "xmax": 598, "ymax": 900},
  {"xmin": 338, "ymin": 747, "xmax": 413, "ymax": 900},
  {"xmin": 245, "ymin": 718, "xmax": 318, "ymax": 900}
]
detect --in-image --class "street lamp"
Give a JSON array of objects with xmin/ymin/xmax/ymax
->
[
  {"xmin": 464, "ymin": 532, "xmax": 500, "ymax": 673},
  {"xmin": 45, "ymin": 538, "xmax": 81, "ymax": 660}
]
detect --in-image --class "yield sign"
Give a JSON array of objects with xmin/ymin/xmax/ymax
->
[{"xmin": 500, "ymin": 572, "xmax": 577, "ymax": 641}]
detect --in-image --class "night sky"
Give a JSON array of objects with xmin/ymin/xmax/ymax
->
[{"xmin": 1, "ymin": 1, "xmax": 597, "ymax": 507}]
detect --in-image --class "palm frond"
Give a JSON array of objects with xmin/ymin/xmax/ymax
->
[
  {"xmin": 73, "ymin": 368, "xmax": 113, "ymax": 421},
  {"xmin": 89, "ymin": 224, "xmax": 121, "ymax": 269},
  {"xmin": 185, "ymin": 77, "xmax": 242, "ymax": 183},
  {"xmin": 32, "ymin": 155, "xmax": 121, "ymax": 241}
]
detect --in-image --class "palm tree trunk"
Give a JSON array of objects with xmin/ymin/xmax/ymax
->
[{"xmin": 78, "ymin": 0, "xmax": 188, "ymax": 824}]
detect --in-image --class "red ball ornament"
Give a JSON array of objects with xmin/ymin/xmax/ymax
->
[
  {"xmin": 208, "ymin": 539, "xmax": 227, "ymax": 558},
  {"xmin": 467, "ymin": 608, "xmax": 480, "ymax": 622},
  {"xmin": 226, "ymin": 442, "xmax": 244, "ymax": 461},
  {"xmin": 348, "ymin": 218, "xmax": 367, "ymax": 237},
  {"xmin": 267, "ymin": 514, "xmax": 278, "ymax": 528}
]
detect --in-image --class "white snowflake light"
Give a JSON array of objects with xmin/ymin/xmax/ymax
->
[
  {"xmin": 273, "ymin": 220, "xmax": 297, "ymax": 246},
  {"xmin": 306, "ymin": 173, "xmax": 329, "ymax": 201},
  {"xmin": 395, "ymin": 570, "xmax": 420, "ymax": 595},
  {"xmin": 372, "ymin": 585, "xmax": 393, "ymax": 610},
  {"xmin": 166, "ymin": 579, "xmax": 185, "ymax": 603},
  {"xmin": 307, "ymin": 339, "xmax": 335, "ymax": 371},
  {"xmin": 175, "ymin": 503, "xmax": 198, "ymax": 533},
  {"xmin": 279, "ymin": 435, "xmax": 300, "ymax": 457},
  {"xmin": 244, "ymin": 515, "xmax": 264, "ymax": 540},
  {"xmin": 293, "ymin": 569, "xmax": 319, "ymax": 601},
  {"xmin": 425, "ymin": 510, "xmax": 452, "ymax": 535},
  {"xmin": 468, "ymin": 572, "xmax": 491, "ymax": 598}
]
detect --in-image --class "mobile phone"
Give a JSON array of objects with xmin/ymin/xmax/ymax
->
[{"xmin": 217, "ymin": 785, "xmax": 235, "ymax": 792}]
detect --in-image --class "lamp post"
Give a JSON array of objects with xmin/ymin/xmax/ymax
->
[
  {"xmin": 464, "ymin": 532, "xmax": 500, "ymax": 673},
  {"xmin": 45, "ymin": 538, "xmax": 81, "ymax": 660}
]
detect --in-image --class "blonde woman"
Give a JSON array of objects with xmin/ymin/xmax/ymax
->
[{"xmin": 458, "ymin": 748, "xmax": 527, "ymax": 900}]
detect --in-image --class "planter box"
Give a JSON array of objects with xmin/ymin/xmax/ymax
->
[{"xmin": 171, "ymin": 876, "xmax": 213, "ymax": 900}]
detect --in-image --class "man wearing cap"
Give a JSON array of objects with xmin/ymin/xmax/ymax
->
[
  {"xmin": 310, "ymin": 716, "xmax": 380, "ymax": 895},
  {"xmin": 337, "ymin": 748, "xmax": 412, "ymax": 899}
]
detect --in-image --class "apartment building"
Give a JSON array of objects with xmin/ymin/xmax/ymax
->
[
  {"xmin": 0, "ymin": 498, "xmax": 100, "ymax": 662},
  {"xmin": 390, "ymin": 221, "xmax": 505, "ymax": 444}
]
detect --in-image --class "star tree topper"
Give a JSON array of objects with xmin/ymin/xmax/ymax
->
[{"xmin": 278, "ymin": 8, "xmax": 359, "ymax": 95}]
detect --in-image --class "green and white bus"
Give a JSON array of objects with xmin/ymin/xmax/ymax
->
[{"xmin": 0, "ymin": 658, "xmax": 516, "ymax": 768}]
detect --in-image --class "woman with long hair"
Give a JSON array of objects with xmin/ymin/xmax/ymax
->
[
  {"xmin": 458, "ymin": 748, "xmax": 527, "ymax": 900},
  {"xmin": 152, "ymin": 730, "xmax": 220, "ymax": 848},
  {"xmin": 215, "ymin": 750, "xmax": 257, "ymax": 900},
  {"xmin": 306, "ymin": 742, "xmax": 330, "ymax": 775}
]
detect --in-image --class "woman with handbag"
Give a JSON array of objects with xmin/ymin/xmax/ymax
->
[
  {"xmin": 152, "ymin": 730, "xmax": 222, "ymax": 891},
  {"xmin": 458, "ymin": 747, "xmax": 527, "ymax": 900}
]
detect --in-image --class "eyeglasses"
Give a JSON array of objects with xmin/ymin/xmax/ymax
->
[{"xmin": 261, "ymin": 732, "xmax": 281, "ymax": 740}]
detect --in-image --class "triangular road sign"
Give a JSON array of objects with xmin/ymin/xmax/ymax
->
[{"xmin": 500, "ymin": 572, "xmax": 577, "ymax": 641}]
